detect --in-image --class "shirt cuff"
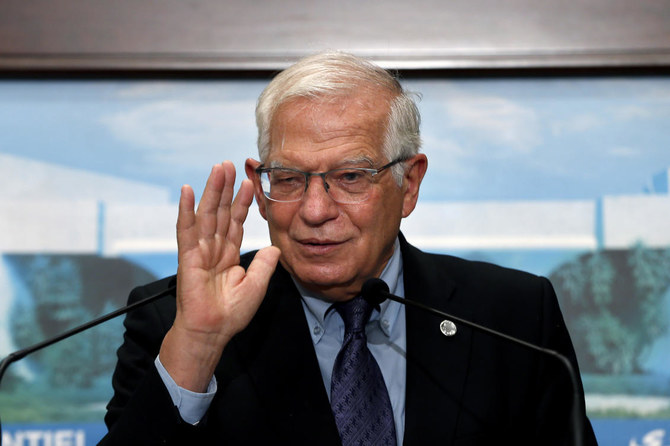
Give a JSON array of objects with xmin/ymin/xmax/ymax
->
[{"xmin": 154, "ymin": 355, "xmax": 217, "ymax": 425}]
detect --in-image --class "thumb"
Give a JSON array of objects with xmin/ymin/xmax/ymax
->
[{"xmin": 244, "ymin": 246, "xmax": 281, "ymax": 293}]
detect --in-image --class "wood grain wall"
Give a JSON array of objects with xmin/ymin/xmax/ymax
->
[{"xmin": 1, "ymin": 0, "xmax": 669, "ymax": 71}]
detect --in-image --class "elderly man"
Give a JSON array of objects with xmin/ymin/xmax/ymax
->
[{"xmin": 101, "ymin": 52, "xmax": 597, "ymax": 445}]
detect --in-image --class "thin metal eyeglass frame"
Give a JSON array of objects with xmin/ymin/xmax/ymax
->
[{"xmin": 255, "ymin": 157, "xmax": 408, "ymax": 204}]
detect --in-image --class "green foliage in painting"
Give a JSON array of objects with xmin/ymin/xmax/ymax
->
[{"xmin": 551, "ymin": 243, "xmax": 670, "ymax": 375}]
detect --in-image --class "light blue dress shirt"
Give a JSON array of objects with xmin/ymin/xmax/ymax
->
[
  {"xmin": 156, "ymin": 238, "xmax": 407, "ymax": 443},
  {"xmin": 297, "ymin": 238, "xmax": 406, "ymax": 444}
]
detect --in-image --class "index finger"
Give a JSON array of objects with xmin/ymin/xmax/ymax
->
[{"xmin": 176, "ymin": 184, "xmax": 196, "ymax": 250}]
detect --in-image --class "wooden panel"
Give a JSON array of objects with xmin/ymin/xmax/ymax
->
[{"xmin": 0, "ymin": 0, "xmax": 669, "ymax": 71}]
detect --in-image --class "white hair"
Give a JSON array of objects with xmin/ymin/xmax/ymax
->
[{"xmin": 255, "ymin": 51, "xmax": 421, "ymax": 184}]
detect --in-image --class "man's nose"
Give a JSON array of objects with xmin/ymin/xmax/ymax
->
[{"xmin": 299, "ymin": 175, "xmax": 339, "ymax": 222}]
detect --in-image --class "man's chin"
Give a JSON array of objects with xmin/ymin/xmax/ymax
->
[{"xmin": 292, "ymin": 269, "xmax": 359, "ymax": 299}]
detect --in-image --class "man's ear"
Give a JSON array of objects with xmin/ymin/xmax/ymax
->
[
  {"xmin": 401, "ymin": 154, "xmax": 428, "ymax": 218},
  {"xmin": 244, "ymin": 158, "xmax": 268, "ymax": 221}
]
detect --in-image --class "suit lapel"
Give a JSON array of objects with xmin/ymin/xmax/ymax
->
[
  {"xmin": 226, "ymin": 238, "xmax": 475, "ymax": 444},
  {"xmin": 234, "ymin": 264, "xmax": 341, "ymax": 445},
  {"xmin": 400, "ymin": 238, "xmax": 475, "ymax": 445}
]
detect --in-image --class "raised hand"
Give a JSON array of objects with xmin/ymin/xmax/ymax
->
[{"xmin": 159, "ymin": 161, "xmax": 280, "ymax": 392}]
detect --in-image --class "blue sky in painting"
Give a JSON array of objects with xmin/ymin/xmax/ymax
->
[
  {"xmin": 1, "ymin": 76, "xmax": 669, "ymax": 203},
  {"xmin": 412, "ymin": 77, "xmax": 670, "ymax": 201}
]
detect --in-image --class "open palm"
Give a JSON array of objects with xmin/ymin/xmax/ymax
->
[{"xmin": 160, "ymin": 161, "xmax": 280, "ymax": 392}]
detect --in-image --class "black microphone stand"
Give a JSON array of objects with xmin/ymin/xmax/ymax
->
[
  {"xmin": 362, "ymin": 278, "xmax": 585, "ymax": 446},
  {"xmin": 0, "ymin": 284, "xmax": 176, "ymax": 446}
]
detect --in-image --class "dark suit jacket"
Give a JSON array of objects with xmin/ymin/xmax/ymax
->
[{"xmin": 101, "ymin": 235, "xmax": 597, "ymax": 445}]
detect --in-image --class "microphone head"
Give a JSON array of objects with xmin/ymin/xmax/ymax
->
[{"xmin": 361, "ymin": 278, "xmax": 390, "ymax": 306}]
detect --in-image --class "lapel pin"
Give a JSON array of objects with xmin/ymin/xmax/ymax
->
[{"xmin": 440, "ymin": 320, "xmax": 457, "ymax": 337}]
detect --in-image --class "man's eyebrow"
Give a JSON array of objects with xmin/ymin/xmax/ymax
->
[
  {"xmin": 268, "ymin": 160, "xmax": 285, "ymax": 168},
  {"xmin": 338, "ymin": 156, "xmax": 375, "ymax": 167}
]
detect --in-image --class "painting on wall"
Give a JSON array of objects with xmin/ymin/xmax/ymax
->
[{"xmin": 0, "ymin": 76, "xmax": 669, "ymax": 445}]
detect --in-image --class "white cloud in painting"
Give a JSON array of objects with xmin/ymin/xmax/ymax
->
[
  {"xmin": 550, "ymin": 113, "xmax": 603, "ymax": 136},
  {"xmin": 421, "ymin": 135, "xmax": 472, "ymax": 175},
  {"xmin": 641, "ymin": 84, "xmax": 670, "ymax": 102},
  {"xmin": 443, "ymin": 95, "xmax": 541, "ymax": 154},
  {"xmin": 100, "ymin": 99, "xmax": 257, "ymax": 169},
  {"xmin": 612, "ymin": 105, "xmax": 653, "ymax": 121},
  {"xmin": 609, "ymin": 146, "xmax": 641, "ymax": 158},
  {"xmin": 422, "ymin": 133, "xmax": 466, "ymax": 158},
  {"xmin": 114, "ymin": 82, "xmax": 178, "ymax": 99}
]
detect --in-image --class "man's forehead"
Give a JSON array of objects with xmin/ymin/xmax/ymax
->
[
  {"xmin": 275, "ymin": 88, "xmax": 393, "ymax": 120},
  {"xmin": 271, "ymin": 99, "xmax": 389, "ymax": 146}
]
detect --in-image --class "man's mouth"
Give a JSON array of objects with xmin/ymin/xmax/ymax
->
[
  {"xmin": 300, "ymin": 238, "xmax": 341, "ymax": 246},
  {"xmin": 297, "ymin": 238, "xmax": 346, "ymax": 253}
]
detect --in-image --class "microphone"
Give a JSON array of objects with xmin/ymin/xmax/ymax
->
[
  {"xmin": 0, "ymin": 283, "xmax": 177, "ymax": 446},
  {"xmin": 361, "ymin": 278, "xmax": 585, "ymax": 446}
]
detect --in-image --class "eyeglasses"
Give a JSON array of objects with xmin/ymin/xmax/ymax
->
[{"xmin": 255, "ymin": 157, "xmax": 407, "ymax": 204}]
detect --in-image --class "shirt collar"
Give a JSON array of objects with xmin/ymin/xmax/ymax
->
[{"xmin": 298, "ymin": 237, "xmax": 404, "ymax": 340}]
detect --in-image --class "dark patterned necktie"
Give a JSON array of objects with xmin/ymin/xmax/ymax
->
[{"xmin": 330, "ymin": 296, "xmax": 397, "ymax": 446}]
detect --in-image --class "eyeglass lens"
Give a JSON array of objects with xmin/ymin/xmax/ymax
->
[{"xmin": 260, "ymin": 168, "xmax": 375, "ymax": 204}]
